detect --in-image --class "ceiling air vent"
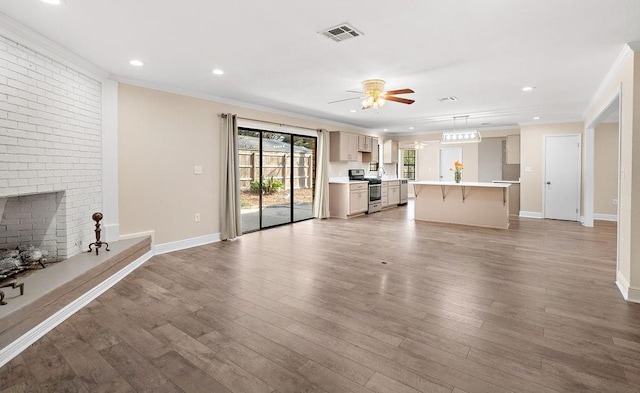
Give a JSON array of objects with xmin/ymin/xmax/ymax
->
[
  {"xmin": 319, "ymin": 23, "xmax": 363, "ymax": 42},
  {"xmin": 438, "ymin": 96, "xmax": 459, "ymax": 102}
]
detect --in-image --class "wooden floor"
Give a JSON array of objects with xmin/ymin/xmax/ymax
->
[{"xmin": 2, "ymin": 203, "xmax": 639, "ymax": 393}]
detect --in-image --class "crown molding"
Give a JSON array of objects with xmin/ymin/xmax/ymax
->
[
  {"xmin": 583, "ymin": 43, "xmax": 636, "ymax": 119},
  {"xmin": 0, "ymin": 11, "xmax": 108, "ymax": 80},
  {"xmin": 627, "ymin": 41, "xmax": 640, "ymax": 52},
  {"xmin": 115, "ymin": 76, "xmax": 372, "ymax": 133}
]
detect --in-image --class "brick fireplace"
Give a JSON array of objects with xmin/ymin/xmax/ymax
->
[{"xmin": 0, "ymin": 33, "xmax": 103, "ymax": 260}]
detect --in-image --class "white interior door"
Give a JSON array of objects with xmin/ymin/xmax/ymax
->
[
  {"xmin": 439, "ymin": 147, "xmax": 462, "ymax": 181},
  {"xmin": 544, "ymin": 134, "xmax": 581, "ymax": 220}
]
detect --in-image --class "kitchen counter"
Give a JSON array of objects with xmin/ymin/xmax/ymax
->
[
  {"xmin": 493, "ymin": 180, "xmax": 521, "ymax": 216},
  {"xmin": 328, "ymin": 179, "xmax": 367, "ymax": 184},
  {"xmin": 412, "ymin": 181, "xmax": 510, "ymax": 229}
]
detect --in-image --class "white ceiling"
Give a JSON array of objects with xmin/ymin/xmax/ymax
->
[{"xmin": 1, "ymin": 0, "xmax": 638, "ymax": 135}]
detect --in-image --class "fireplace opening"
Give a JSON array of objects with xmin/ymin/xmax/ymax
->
[{"xmin": 0, "ymin": 191, "xmax": 66, "ymax": 304}]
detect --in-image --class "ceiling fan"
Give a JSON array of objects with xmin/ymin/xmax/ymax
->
[{"xmin": 328, "ymin": 79, "xmax": 415, "ymax": 110}]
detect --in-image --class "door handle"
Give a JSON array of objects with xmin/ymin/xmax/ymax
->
[{"xmin": 546, "ymin": 181, "xmax": 551, "ymax": 185}]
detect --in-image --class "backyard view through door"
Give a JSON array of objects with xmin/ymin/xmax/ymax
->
[{"xmin": 239, "ymin": 129, "xmax": 316, "ymax": 233}]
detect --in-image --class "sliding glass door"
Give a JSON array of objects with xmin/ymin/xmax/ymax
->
[{"xmin": 239, "ymin": 128, "xmax": 316, "ymax": 233}]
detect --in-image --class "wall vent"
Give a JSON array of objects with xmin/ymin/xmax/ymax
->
[
  {"xmin": 438, "ymin": 96, "xmax": 459, "ymax": 102},
  {"xmin": 319, "ymin": 23, "xmax": 363, "ymax": 42}
]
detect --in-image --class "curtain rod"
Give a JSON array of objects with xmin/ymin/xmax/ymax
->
[{"xmin": 220, "ymin": 114, "xmax": 321, "ymax": 132}]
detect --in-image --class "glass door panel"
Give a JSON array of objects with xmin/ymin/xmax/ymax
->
[
  {"xmin": 293, "ymin": 136, "xmax": 315, "ymax": 222},
  {"xmin": 239, "ymin": 129, "xmax": 261, "ymax": 233},
  {"xmin": 261, "ymin": 132, "xmax": 292, "ymax": 228},
  {"xmin": 239, "ymin": 128, "xmax": 316, "ymax": 234}
]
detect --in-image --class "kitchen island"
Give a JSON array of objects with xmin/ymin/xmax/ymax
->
[{"xmin": 411, "ymin": 181, "xmax": 511, "ymax": 229}]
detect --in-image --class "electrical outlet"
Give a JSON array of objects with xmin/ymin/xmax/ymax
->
[
  {"xmin": 194, "ymin": 213, "xmax": 201, "ymax": 222},
  {"xmin": 194, "ymin": 165, "xmax": 203, "ymax": 175},
  {"xmin": 613, "ymin": 199, "xmax": 618, "ymax": 206}
]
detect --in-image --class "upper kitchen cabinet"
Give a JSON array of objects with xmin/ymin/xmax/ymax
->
[
  {"xmin": 362, "ymin": 137, "xmax": 379, "ymax": 163},
  {"xmin": 358, "ymin": 135, "xmax": 372, "ymax": 152},
  {"xmin": 506, "ymin": 135, "xmax": 520, "ymax": 164},
  {"xmin": 383, "ymin": 140, "xmax": 399, "ymax": 163},
  {"xmin": 330, "ymin": 131, "xmax": 359, "ymax": 162}
]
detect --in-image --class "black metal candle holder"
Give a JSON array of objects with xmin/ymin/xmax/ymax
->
[{"xmin": 88, "ymin": 212, "xmax": 110, "ymax": 255}]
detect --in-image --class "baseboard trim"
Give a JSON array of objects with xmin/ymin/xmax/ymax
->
[
  {"xmin": 120, "ymin": 230, "xmax": 156, "ymax": 244},
  {"xmin": 0, "ymin": 249, "xmax": 154, "ymax": 369},
  {"xmin": 629, "ymin": 287, "xmax": 640, "ymax": 303},
  {"xmin": 519, "ymin": 211, "xmax": 543, "ymax": 219},
  {"xmin": 615, "ymin": 271, "xmax": 640, "ymax": 303},
  {"xmin": 594, "ymin": 213, "xmax": 618, "ymax": 222},
  {"xmin": 153, "ymin": 233, "xmax": 221, "ymax": 255}
]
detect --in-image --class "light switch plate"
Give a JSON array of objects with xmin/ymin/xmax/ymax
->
[
  {"xmin": 524, "ymin": 166, "xmax": 532, "ymax": 173},
  {"xmin": 194, "ymin": 165, "xmax": 203, "ymax": 174}
]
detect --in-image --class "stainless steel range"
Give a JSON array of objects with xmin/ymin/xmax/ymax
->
[{"xmin": 348, "ymin": 169, "xmax": 382, "ymax": 214}]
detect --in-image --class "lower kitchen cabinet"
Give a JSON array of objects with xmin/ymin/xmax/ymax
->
[
  {"xmin": 329, "ymin": 182, "xmax": 368, "ymax": 218},
  {"xmin": 382, "ymin": 180, "xmax": 400, "ymax": 208}
]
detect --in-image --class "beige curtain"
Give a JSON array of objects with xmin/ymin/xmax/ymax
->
[
  {"xmin": 313, "ymin": 129, "xmax": 330, "ymax": 218},
  {"xmin": 221, "ymin": 113, "xmax": 242, "ymax": 240}
]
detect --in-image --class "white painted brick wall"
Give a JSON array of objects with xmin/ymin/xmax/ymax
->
[{"xmin": 0, "ymin": 34, "xmax": 102, "ymax": 259}]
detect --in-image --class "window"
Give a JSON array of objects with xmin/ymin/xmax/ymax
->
[{"xmin": 402, "ymin": 149, "xmax": 416, "ymax": 180}]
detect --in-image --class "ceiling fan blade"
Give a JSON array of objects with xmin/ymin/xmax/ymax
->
[
  {"xmin": 385, "ymin": 88, "xmax": 414, "ymax": 95},
  {"xmin": 385, "ymin": 96, "xmax": 415, "ymax": 105},
  {"xmin": 328, "ymin": 96, "xmax": 363, "ymax": 104}
]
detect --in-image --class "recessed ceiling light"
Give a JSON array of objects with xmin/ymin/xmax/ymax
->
[
  {"xmin": 533, "ymin": 116, "xmax": 541, "ymax": 120},
  {"xmin": 522, "ymin": 86, "xmax": 535, "ymax": 92},
  {"xmin": 350, "ymin": 109, "xmax": 357, "ymax": 113},
  {"xmin": 129, "ymin": 59, "xmax": 144, "ymax": 67},
  {"xmin": 40, "ymin": 0, "xmax": 61, "ymax": 4},
  {"xmin": 383, "ymin": 129, "xmax": 388, "ymax": 131},
  {"xmin": 409, "ymin": 127, "xmax": 414, "ymax": 130},
  {"xmin": 212, "ymin": 69, "xmax": 224, "ymax": 75}
]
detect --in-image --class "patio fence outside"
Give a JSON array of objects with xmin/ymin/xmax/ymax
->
[{"xmin": 239, "ymin": 150, "xmax": 314, "ymax": 191}]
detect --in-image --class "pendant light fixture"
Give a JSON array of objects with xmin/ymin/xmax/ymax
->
[{"xmin": 441, "ymin": 116, "xmax": 482, "ymax": 144}]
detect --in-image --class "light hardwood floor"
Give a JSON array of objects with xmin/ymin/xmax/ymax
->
[{"xmin": 2, "ymin": 203, "xmax": 639, "ymax": 393}]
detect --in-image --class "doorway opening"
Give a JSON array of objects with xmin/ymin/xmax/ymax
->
[
  {"xmin": 585, "ymin": 93, "xmax": 621, "ymax": 282},
  {"xmin": 238, "ymin": 128, "xmax": 316, "ymax": 233}
]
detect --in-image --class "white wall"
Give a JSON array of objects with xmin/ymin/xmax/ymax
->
[{"xmin": 0, "ymin": 34, "xmax": 102, "ymax": 258}]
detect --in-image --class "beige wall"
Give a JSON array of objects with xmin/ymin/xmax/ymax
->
[
  {"xmin": 594, "ymin": 123, "xmax": 619, "ymax": 216},
  {"xmin": 583, "ymin": 46, "xmax": 636, "ymax": 294},
  {"xmin": 395, "ymin": 129, "xmax": 519, "ymax": 183},
  {"xmin": 519, "ymin": 122, "xmax": 584, "ymax": 214},
  {"xmin": 118, "ymin": 83, "xmax": 364, "ymax": 244},
  {"xmin": 118, "ymin": 84, "xmax": 220, "ymax": 244}
]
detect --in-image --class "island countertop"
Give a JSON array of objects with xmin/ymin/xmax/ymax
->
[
  {"xmin": 412, "ymin": 181, "xmax": 510, "ymax": 229},
  {"xmin": 411, "ymin": 181, "xmax": 511, "ymax": 188}
]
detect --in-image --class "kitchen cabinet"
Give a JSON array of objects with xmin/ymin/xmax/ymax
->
[
  {"xmin": 329, "ymin": 182, "xmax": 368, "ymax": 218},
  {"xmin": 330, "ymin": 131, "xmax": 359, "ymax": 162},
  {"xmin": 383, "ymin": 140, "xmax": 399, "ymax": 163},
  {"xmin": 506, "ymin": 135, "xmax": 520, "ymax": 164},
  {"xmin": 383, "ymin": 180, "xmax": 400, "ymax": 207},
  {"xmin": 381, "ymin": 183, "xmax": 388, "ymax": 206},
  {"xmin": 362, "ymin": 137, "xmax": 379, "ymax": 163},
  {"xmin": 358, "ymin": 135, "xmax": 372, "ymax": 152},
  {"xmin": 349, "ymin": 185, "xmax": 369, "ymax": 215}
]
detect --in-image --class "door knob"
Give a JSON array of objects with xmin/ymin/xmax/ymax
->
[{"xmin": 546, "ymin": 181, "xmax": 551, "ymax": 185}]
